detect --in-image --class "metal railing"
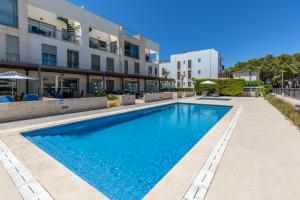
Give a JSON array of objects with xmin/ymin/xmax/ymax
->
[
  {"xmin": 273, "ymin": 88, "xmax": 300, "ymax": 99},
  {"xmin": 89, "ymin": 38, "xmax": 118, "ymax": 54},
  {"xmin": 6, "ymin": 52, "xmax": 20, "ymax": 63},
  {"xmin": 28, "ymin": 19, "xmax": 81, "ymax": 45}
]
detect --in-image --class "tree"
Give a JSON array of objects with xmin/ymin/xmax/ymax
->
[
  {"xmin": 227, "ymin": 52, "xmax": 300, "ymax": 87},
  {"xmin": 161, "ymin": 68, "xmax": 171, "ymax": 91}
]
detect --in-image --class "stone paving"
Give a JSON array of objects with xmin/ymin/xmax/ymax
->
[{"xmin": 0, "ymin": 97, "xmax": 300, "ymax": 200}]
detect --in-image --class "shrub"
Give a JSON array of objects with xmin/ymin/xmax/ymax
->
[
  {"xmin": 262, "ymin": 84, "xmax": 272, "ymax": 96},
  {"xmin": 175, "ymin": 88, "xmax": 194, "ymax": 92},
  {"xmin": 265, "ymin": 94, "xmax": 300, "ymax": 128},
  {"xmin": 95, "ymin": 92, "xmax": 107, "ymax": 97},
  {"xmin": 245, "ymin": 80, "xmax": 264, "ymax": 87},
  {"xmin": 193, "ymin": 78, "xmax": 245, "ymax": 96},
  {"xmin": 107, "ymin": 95, "xmax": 118, "ymax": 101}
]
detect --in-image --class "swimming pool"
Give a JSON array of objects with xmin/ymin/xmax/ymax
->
[
  {"xmin": 197, "ymin": 97, "xmax": 231, "ymax": 101},
  {"xmin": 24, "ymin": 103, "xmax": 231, "ymax": 200}
]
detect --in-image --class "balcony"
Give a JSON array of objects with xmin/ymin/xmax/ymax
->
[
  {"xmin": 28, "ymin": 18, "xmax": 81, "ymax": 45},
  {"xmin": 6, "ymin": 52, "xmax": 19, "ymax": 63},
  {"xmin": 89, "ymin": 37, "xmax": 118, "ymax": 54}
]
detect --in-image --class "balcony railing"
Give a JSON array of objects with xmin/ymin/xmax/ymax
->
[
  {"xmin": 89, "ymin": 37, "xmax": 118, "ymax": 54},
  {"xmin": 125, "ymin": 49, "xmax": 139, "ymax": 59},
  {"xmin": 28, "ymin": 18, "xmax": 81, "ymax": 45},
  {"xmin": 6, "ymin": 52, "xmax": 19, "ymax": 63}
]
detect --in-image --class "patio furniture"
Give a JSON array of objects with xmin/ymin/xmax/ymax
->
[
  {"xmin": 0, "ymin": 71, "xmax": 36, "ymax": 96},
  {"xmin": 0, "ymin": 96, "xmax": 15, "ymax": 103},
  {"xmin": 25, "ymin": 94, "xmax": 39, "ymax": 101}
]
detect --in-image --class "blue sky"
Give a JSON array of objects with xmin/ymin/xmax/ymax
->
[{"xmin": 70, "ymin": 0, "xmax": 300, "ymax": 67}]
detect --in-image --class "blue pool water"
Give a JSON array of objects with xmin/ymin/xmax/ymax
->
[
  {"xmin": 24, "ymin": 103, "xmax": 231, "ymax": 200},
  {"xmin": 197, "ymin": 97, "xmax": 231, "ymax": 101}
]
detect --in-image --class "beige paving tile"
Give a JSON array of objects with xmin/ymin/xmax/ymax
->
[{"xmin": 0, "ymin": 163, "xmax": 23, "ymax": 200}]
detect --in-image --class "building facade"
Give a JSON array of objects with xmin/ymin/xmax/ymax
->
[
  {"xmin": 0, "ymin": 0, "xmax": 164, "ymax": 98},
  {"xmin": 160, "ymin": 49, "xmax": 224, "ymax": 88}
]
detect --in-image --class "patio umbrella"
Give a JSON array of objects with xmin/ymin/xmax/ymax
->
[
  {"xmin": 0, "ymin": 71, "xmax": 36, "ymax": 96},
  {"xmin": 201, "ymin": 80, "xmax": 216, "ymax": 85}
]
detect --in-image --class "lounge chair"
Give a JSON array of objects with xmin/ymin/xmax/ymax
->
[
  {"xmin": 25, "ymin": 94, "xmax": 39, "ymax": 101},
  {"xmin": 0, "ymin": 96, "xmax": 15, "ymax": 103}
]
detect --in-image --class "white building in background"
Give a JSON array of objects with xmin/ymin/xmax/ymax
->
[
  {"xmin": 160, "ymin": 49, "xmax": 224, "ymax": 88},
  {"xmin": 232, "ymin": 72, "xmax": 259, "ymax": 81},
  {"xmin": 0, "ymin": 0, "xmax": 164, "ymax": 98}
]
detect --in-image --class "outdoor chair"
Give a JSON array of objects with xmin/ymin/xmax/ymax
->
[
  {"xmin": 25, "ymin": 94, "xmax": 39, "ymax": 101},
  {"xmin": 0, "ymin": 96, "xmax": 15, "ymax": 103}
]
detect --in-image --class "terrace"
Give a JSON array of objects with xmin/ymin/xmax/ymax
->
[
  {"xmin": 89, "ymin": 27, "xmax": 119, "ymax": 54},
  {"xmin": 27, "ymin": 4, "xmax": 82, "ymax": 45},
  {"xmin": 0, "ymin": 96, "xmax": 300, "ymax": 200}
]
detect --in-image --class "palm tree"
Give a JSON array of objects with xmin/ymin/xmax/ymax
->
[{"xmin": 162, "ymin": 68, "xmax": 170, "ymax": 91}]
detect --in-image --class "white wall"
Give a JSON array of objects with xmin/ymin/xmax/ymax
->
[
  {"xmin": 0, "ymin": 0, "xmax": 160, "ymax": 77},
  {"xmin": 160, "ymin": 49, "xmax": 223, "ymax": 88}
]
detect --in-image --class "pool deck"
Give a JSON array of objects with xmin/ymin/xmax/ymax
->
[{"xmin": 0, "ymin": 97, "xmax": 300, "ymax": 200}]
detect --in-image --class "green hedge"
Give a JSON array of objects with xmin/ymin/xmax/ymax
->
[
  {"xmin": 193, "ymin": 78, "xmax": 245, "ymax": 96},
  {"xmin": 245, "ymin": 80, "xmax": 264, "ymax": 87}
]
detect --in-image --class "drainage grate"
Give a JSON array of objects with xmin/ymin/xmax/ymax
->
[
  {"xmin": 0, "ymin": 140, "xmax": 53, "ymax": 200},
  {"xmin": 183, "ymin": 106, "xmax": 243, "ymax": 200}
]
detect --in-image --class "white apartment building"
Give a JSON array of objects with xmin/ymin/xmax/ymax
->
[
  {"xmin": 0, "ymin": 0, "xmax": 164, "ymax": 98},
  {"xmin": 160, "ymin": 49, "xmax": 224, "ymax": 88}
]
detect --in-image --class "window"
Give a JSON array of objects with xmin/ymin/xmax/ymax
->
[
  {"xmin": 148, "ymin": 66, "xmax": 152, "ymax": 76},
  {"xmin": 154, "ymin": 68, "xmax": 158, "ymax": 76},
  {"xmin": 89, "ymin": 37, "xmax": 107, "ymax": 51},
  {"xmin": 177, "ymin": 82, "xmax": 180, "ymax": 87},
  {"xmin": 177, "ymin": 61, "xmax": 180, "ymax": 70},
  {"xmin": 134, "ymin": 63, "xmax": 140, "ymax": 74},
  {"xmin": 106, "ymin": 57, "xmax": 114, "ymax": 72},
  {"xmin": 0, "ymin": 0, "xmax": 18, "ymax": 27},
  {"xmin": 42, "ymin": 44, "xmax": 57, "ymax": 66},
  {"xmin": 188, "ymin": 82, "xmax": 192, "ymax": 87},
  {"xmin": 124, "ymin": 41, "xmax": 139, "ymax": 59},
  {"xmin": 183, "ymin": 60, "xmax": 185, "ymax": 64},
  {"xmin": 124, "ymin": 60, "xmax": 128, "ymax": 74},
  {"xmin": 28, "ymin": 18, "xmax": 56, "ymax": 38},
  {"xmin": 110, "ymin": 41, "xmax": 118, "ymax": 54},
  {"xmin": 105, "ymin": 80, "xmax": 114, "ymax": 93},
  {"xmin": 188, "ymin": 71, "xmax": 192, "ymax": 79},
  {"xmin": 198, "ymin": 58, "xmax": 201, "ymax": 63},
  {"xmin": 67, "ymin": 50, "xmax": 79, "ymax": 68},
  {"xmin": 177, "ymin": 72, "xmax": 180, "ymax": 80},
  {"xmin": 6, "ymin": 35, "xmax": 19, "ymax": 62},
  {"xmin": 91, "ymin": 54, "xmax": 100, "ymax": 71},
  {"xmin": 188, "ymin": 60, "xmax": 192, "ymax": 68}
]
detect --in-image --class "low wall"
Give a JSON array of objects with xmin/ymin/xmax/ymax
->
[
  {"xmin": 183, "ymin": 91, "xmax": 195, "ymax": 97},
  {"xmin": 0, "ymin": 97, "xmax": 108, "ymax": 123},
  {"xmin": 172, "ymin": 92, "xmax": 183, "ymax": 98},
  {"xmin": 143, "ymin": 92, "xmax": 173, "ymax": 102},
  {"xmin": 117, "ymin": 95, "xmax": 136, "ymax": 106}
]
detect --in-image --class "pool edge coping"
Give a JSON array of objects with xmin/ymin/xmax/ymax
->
[{"xmin": 0, "ymin": 97, "xmax": 236, "ymax": 200}]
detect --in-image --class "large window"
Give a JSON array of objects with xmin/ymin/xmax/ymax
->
[
  {"xmin": 134, "ymin": 63, "xmax": 139, "ymax": 74},
  {"xmin": 67, "ymin": 50, "xmax": 79, "ymax": 68},
  {"xmin": 0, "ymin": 0, "xmax": 18, "ymax": 27},
  {"xmin": 106, "ymin": 57, "xmax": 114, "ymax": 72},
  {"xmin": 188, "ymin": 60, "xmax": 192, "ymax": 68},
  {"xmin": 42, "ymin": 44, "xmax": 57, "ymax": 66},
  {"xmin": 28, "ymin": 18, "xmax": 56, "ymax": 38},
  {"xmin": 124, "ymin": 41, "xmax": 139, "ymax": 59},
  {"xmin": 124, "ymin": 60, "xmax": 128, "ymax": 74},
  {"xmin": 91, "ymin": 54, "xmax": 100, "ymax": 71},
  {"xmin": 6, "ymin": 35, "xmax": 19, "ymax": 62},
  {"xmin": 177, "ymin": 61, "xmax": 180, "ymax": 70},
  {"xmin": 148, "ymin": 66, "xmax": 152, "ymax": 76},
  {"xmin": 188, "ymin": 71, "xmax": 192, "ymax": 79}
]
